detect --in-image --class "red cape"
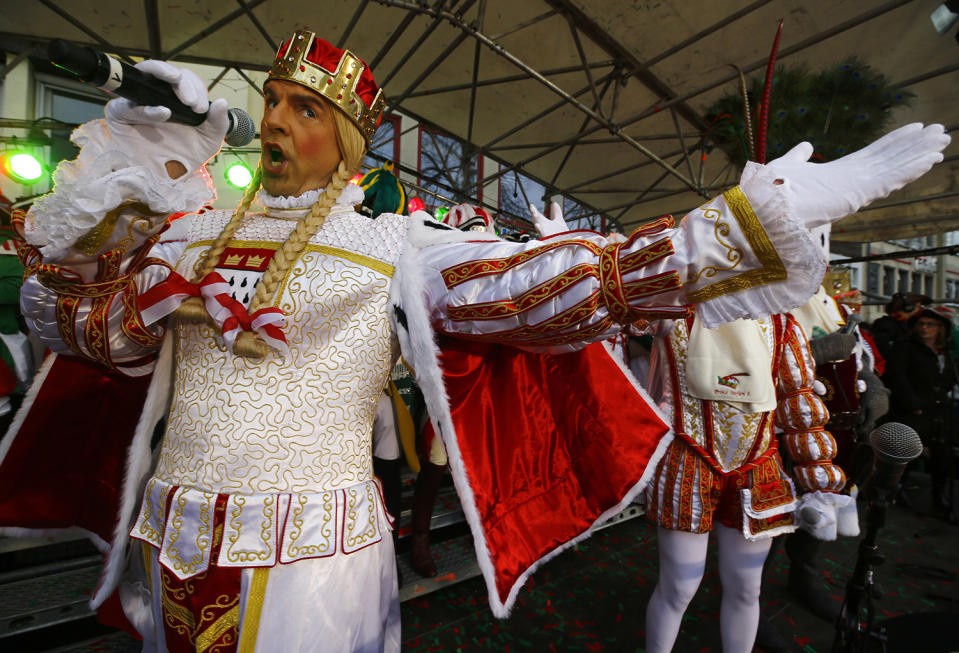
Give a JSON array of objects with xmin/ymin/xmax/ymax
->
[{"xmin": 436, "ymin": 336, "xmax": 668, "ymax": 610}]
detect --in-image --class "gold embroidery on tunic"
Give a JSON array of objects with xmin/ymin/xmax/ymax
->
[{"xmin": 156, "ymin": 248, "xmax": 394, "ymax": 493}]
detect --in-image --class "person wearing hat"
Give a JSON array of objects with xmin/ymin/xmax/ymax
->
[
  {"xmin": 0, "ymin": 26, "xmax": 950, "ymax": 652},
  {"xmin": 883, "ymin": 306, "xmax": 956, "ymax": 516},
  {"xmin": 870, "ymin": 292, "xmax": 931, "ymax": 360}
]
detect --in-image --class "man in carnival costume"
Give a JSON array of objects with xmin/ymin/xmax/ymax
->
[
  {"xmin": 0, "ymin": 27, "xmax": 949, "ymax": 652},
  {"xmin": 531, "ymin": 204, "xmax": 855, "ymax": 653}
]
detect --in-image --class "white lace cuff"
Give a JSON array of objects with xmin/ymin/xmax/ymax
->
[
  {"xmin": 24, "ymin": 120, "xmax": 214, "ymax": 260},
  {"xmin": 694, "ymin": 162, "xmax": 825, "ymax": 328}
]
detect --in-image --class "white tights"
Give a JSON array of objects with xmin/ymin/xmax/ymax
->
[{"xmin": 645, "ymin": 525, "xmax": 772, "ymax": 653}]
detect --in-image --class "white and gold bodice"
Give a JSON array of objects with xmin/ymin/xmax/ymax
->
[
  {"xmin": 152, "ymin": 195, "xmax": 408, "ymax": 494},
  {"xmin": 657, "ymin": 317, "xmax": 777, "ymax": 472}
]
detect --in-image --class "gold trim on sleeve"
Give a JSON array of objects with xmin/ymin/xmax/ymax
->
[
  {"xmin": 446, "ymin": 262, "xmax": 598, "ymax": 321},
  {"xmin": 685, "ymin": 186, "xmax": 787, "ymax": 303},
  {"xmin": 73, "ymin": 202, "xmax": 165, "ymax": 256},
  {"xmin": 441, "ymin": 238, "xmax": 603, "ymax": 289}
]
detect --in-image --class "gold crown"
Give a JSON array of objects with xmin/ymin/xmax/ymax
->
[{"xmin": 268, "ymin": 30, "xmax": 386, "ymax": 144}]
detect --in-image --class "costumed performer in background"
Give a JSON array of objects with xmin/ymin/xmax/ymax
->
[
  {"xmin": 532, "ymin": 205, "xmax": 856, "ymax": 653},
  {"xmin": 0, "ymin": 26, "xmax": 949, "ymax": 653}
]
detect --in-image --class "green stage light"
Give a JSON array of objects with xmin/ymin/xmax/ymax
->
[
  {"xmin": 225, "ymin": 162, "xmax": 253, "ymax": 189},
  {"xmin": 5, "ymin": 152, "xmax": 44, "ymax": 183}
]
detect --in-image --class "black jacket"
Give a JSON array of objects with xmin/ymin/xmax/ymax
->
[
  {"xmin": 870, "ymin": 315, "xmax": 908, "ymax": 360},
  {"xmin": 883, "ymin": 333, "xmax": 956, "ymax": 443}
]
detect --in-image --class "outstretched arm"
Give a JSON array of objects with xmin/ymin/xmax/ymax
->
[{"xmin": 415, "ymin": 123, "xmax": 949, "ymax": 349}]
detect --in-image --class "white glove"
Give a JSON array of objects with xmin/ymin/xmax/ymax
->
[
  {"xmin": 796, "ymin": 490, "xmax": 859, "ymax": 540},
  {"xmin": 835, "ymin": 494, "xmax": 860, "ymax": 537},
  {"xmin": 765, "ymin": 123, "xmax": 950, "ymax": 228},
  {"xmin": 104, "ymin": 60, "xmax": 229, "ymax": 178},
  {"xmin": 529, "ymin": 201, "xmax": 570, "ymax": 237},
  {"xmin": 797, "ymin": 491, "xmax": 837, "ymax": 540}
]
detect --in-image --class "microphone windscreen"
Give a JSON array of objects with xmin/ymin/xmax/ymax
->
[
  {"xmin": 226, "ymin": 108, "xmax": 256, "ymax": 147},
  {"xmin": 869, "ymin": 422, "xmax": 923, "ymax": 464}
]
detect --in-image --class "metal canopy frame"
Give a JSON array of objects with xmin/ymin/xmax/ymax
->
[{"xmin": 1, "ymin": 0, "xmax": 955, "ymax": 239}]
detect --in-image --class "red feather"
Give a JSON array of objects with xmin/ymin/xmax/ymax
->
[{"xmin": 756, "ymin": 19, "xmax": 784, "ymax": 164}]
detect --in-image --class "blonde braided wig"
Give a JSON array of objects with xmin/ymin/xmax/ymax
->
[{"xmin": 177, "ymin": 100, "xmax": 368, "ymax": 359}]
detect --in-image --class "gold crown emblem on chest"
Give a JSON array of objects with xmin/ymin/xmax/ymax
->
[{"xmin": 268, "ymin": 30, "xmax": 385, "ymax": 144}]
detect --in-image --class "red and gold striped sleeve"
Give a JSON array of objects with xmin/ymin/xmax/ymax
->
[{"xmin": 774, "ymin": 314, "xmax": 846, "ymax": 493}]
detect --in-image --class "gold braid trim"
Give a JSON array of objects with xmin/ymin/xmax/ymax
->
[
  {"xmin": 685, "ymin": 186, "xmax": 787, "ymax": 303},
  {"xmin": 34, "ymin": 265, "xmax": 138, "ymax": 298},
  {"xmin": 441, "ymin": 238, "xmax": 603, "ymax": 289},
  {"xmin": 446, "ymin": 262, "xmax": 598, "ymax": 322},
  {"xmin": 624, "ymin": 270, "xmax": 683, "ymax": 301},
  {"xmin": 55, "ymin": 295, "xmax": 82, "ymax": 356},
  {"xmin": 619, "ymin": 237, "xmax": 674, "ymax": 275},
  {"xmin": 598, "ymin": 242, "xmax": 632, "ymax": 323},
  {"xmin": 630, "ymin": 214, "xmax": 675, "ymax": 236},
  {"xmin": 73, "ymin": 202, "xmax": 167, "ymax": 257}
]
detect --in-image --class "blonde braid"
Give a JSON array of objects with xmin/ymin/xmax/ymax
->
[
  {"xmin": 233, "ymin": 163, "xmax": 355, "ymax": 358},
  {"xmin": 233, "ymin": 106, "xmax": 367, "ymax": 359},
  {"xmin": 176, "ymin": 166, "xmax": 264, "ymax": 324}
]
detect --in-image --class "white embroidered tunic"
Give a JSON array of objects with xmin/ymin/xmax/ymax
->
[{"xmin": 130, "ymin": 185, "xmax": 402, "ymax": 577}]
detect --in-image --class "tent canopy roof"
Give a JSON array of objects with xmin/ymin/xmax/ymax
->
[{"xmin": 2, "ymin": 0, "xmax": 956, "ymax": 241}]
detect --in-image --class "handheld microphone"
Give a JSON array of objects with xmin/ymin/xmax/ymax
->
[
  {"xmin": 864, "ymin": 422, "xmax": 923, "ymax": 500},
  {"xmin": 48, "ymin": 39, "xmax": 255, "ymax": 147}
]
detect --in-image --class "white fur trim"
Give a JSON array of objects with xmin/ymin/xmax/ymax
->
[
  {"xmin": 392, "ymin": 242, "xmax": 506, "ymax": 615},
  {"xmin": 0, "ymin": 526, "xmax": 109, "ymax": 553},
  {"xmin": 91, "ymin": 334, "xmax": 174, "ymax": 609},
  {"xmin": 0, "ymin": 353, "xmax": 56, "ymax": 466}
]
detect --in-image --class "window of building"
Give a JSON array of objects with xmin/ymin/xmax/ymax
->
[
  {"xmin": 36, "ymin": 74, "xmax": 108, "ymax": 172},
  {"xmin": 882, "ymin": 266, "xmax": 896, "ymax": 296},
  {"xmin": 867, "ymin": 263, "xmax": 880, "ymax": 295},
  {"xmin": 498, "ymin": 170, "xmax": 545, "ymax": 223},
  {"xmin": 417, "ymin": 126, "xmax": 482, "ymax": 211},
  {"xmin": 363, "ymin": 114, "xmax": 401, "ymax": 172}
]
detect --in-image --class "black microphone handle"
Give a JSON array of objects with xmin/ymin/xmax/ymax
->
[
  {"xmin": 865, "ymin": 455, "xmax": 909, "ymax": 499},
  {"xmin": 49, "ymin": 39, "xmax": 206, "ymax": 126}
]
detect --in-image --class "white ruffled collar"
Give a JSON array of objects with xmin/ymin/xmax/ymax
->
[{"xmin": 256, "ymin": 183, "xmax": 365, "ymax": 218}]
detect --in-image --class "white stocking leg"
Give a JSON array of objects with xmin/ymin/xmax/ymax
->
[
  {"xmin": 715, "ymin": 524, "xmax": 773, "ymax": 653},
  {"xmin": 645, "ymin": 527, "xmax": 710, "ymax": 653}
]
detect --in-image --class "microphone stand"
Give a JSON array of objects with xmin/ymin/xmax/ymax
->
[{"xmin": 832, "ymin": 487, "xmax": 893, "ymax": 653}]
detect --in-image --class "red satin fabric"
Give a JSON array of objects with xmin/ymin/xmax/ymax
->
[
  {"xmin": 437, "ymin": 336, "xmax": 668, "ymax": 606},
  {"xmin": 0, "ymin": 355, "xmax": 152, "ymax": 541}
]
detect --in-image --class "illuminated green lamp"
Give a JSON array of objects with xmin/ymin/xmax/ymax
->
[
  {"xmin": 225, "ymin": 161, "xmax": 253, "ymax": 189},
  {"xmin": 4, "ymin": 151, "xmax": 44, "ymax": 184}
]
